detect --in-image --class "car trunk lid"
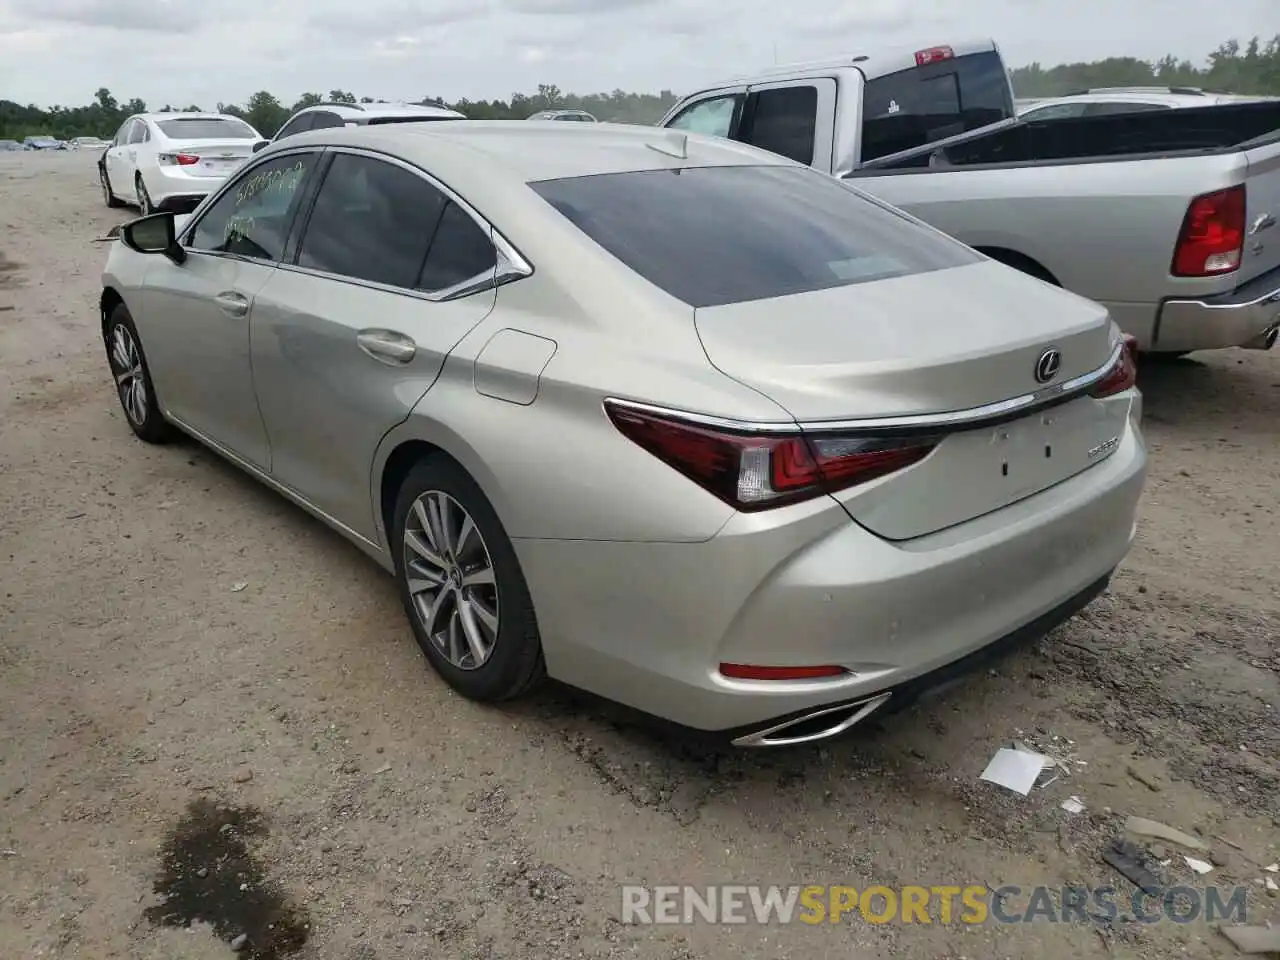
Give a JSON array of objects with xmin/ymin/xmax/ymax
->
[
  {"xmin": 161, "ymin": 139, "xmax": 255, "ymax": 176},
  {"xmin": 694, "ymin": 259, "xmax": 1129, "ymax": 538}
]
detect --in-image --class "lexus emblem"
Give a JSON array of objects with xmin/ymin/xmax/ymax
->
[{"xmin": 1034, "ymin": 348, "xmax": 1062, "ymax": 384}]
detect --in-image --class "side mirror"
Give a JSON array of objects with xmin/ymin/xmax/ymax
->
[
  {"xmin": 121, "ymin": 212, "xmax": 186, "ymax": 265},
  {"xmin": 252, "ymin": 139, "xmax": 269, "ymax": 154}
]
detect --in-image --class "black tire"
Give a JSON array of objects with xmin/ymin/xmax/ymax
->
[
  {"xmin": 982, "ymin": 250, "xmax": 1060, "ymax": 286},
  {"xmin": 1144, "ymin": 350, "xmax": 1191, "ymax": 361},
  {"xmin": 392, "ymin": 457, "xmax": 545, "ymax": 702},
  {"xmin": 103, "ymin": 304, "xmax": 177, "ymax": 444},
  {"xmin": 135, "ymin": 174, "xmax": 154, "ymax": 215},
  {"xmin": 100, "ymin": 165, "xmax": 125, "ymax": 208}
]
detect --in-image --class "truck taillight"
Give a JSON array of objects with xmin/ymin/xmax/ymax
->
[
  {"xmin": 914, "ymin": 46, "xmax": 954, "ymax": 66},
  {"xmin": 604, "ymin": 401, "xmax": 938, "ymax": 512},
  {"xmin": 1171, "ymin": 185, "xmax": 1246, "ymax": 277}
]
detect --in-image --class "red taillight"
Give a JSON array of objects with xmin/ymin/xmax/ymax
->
[
  {"xmin": 720, "ymin": 663, "xmax": 847, "ymax": 681},
  {"xmin": 1090, "ymin": 344, "xmax": 1138, "ymax": 398},
  {"xmin": 159, "ymin": 152, "xmax": 200, "ymax": 166},
  {"xmin": 1171, "ymin": 185, "xmax": 1245, "ymax": 277},
  {"xmin": 604, "ymin": 402, "xmax": 937, "ymax": 512},
  {"xmin": 914, "ymin": 45, "xmax": 954, "ymax": 66}
]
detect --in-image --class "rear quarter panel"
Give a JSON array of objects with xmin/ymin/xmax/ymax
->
[
  {"xmin": 1243, "ymin": 139, "xmax": 1280, "ymax": 280},
  {"xmin": 850, "ymin": 152, "xmax": 1255, "ymax": 307}
]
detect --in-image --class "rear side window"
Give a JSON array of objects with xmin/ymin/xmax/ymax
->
[
  {"xmin": 666, "ymin": 95, "xmax": 741, "ymax": 138},
  {"xmin": 743, "ymin": 86, "xmax": 818, "ymax": 165},
  {"xmin": 297, "ymin": 153, "xmax": 447, "ymax": 288},
  {"xmin": 417, "ymin": 203, "xmax": 497, "ymax": 292},
  {"xmin": 532, "ymin": 165, "xmax": 980, "ymax": 308},
  {"xmin": 1083, "ymin": 101, "xmax": 1172, "ymax": 117},
  {"xmin": 156, "ymin": 118, "xmax": 257, "ymax": 139},
  {"xmin": 861, "ymin": 51, "xmax": 1013, "ymax": 161}
]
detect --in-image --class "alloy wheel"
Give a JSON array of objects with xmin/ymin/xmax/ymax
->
[
  {"xmin": 136, "ymin": 179, "xmax": 151, "ymax": 214},
  {"xmin": 402, "ymin": 491, "xmax": 500, "ymax": 671},
  {"xmin": 109, "ymin": 323, "xmax": 147, "ymax": 426}
]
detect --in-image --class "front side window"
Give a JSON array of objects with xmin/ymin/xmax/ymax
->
[
  {"xmin": 308, "ymin": 111, "xmax": 347, "ymax": 131},
  {"xmin": 666, "ymin": 95, "xmax": 741, "ymax": 138},
  {"xmin": 743, "ymin": 85, "xmax": 818, "ymax": 165},
  {"xmin": 113, "ymin": 121, "xmax": 130, "ymax": 146},
  {"xmin": 189, "ymin": 153, "xmax": 317, "ymax": 261},
  {"xmin": 532, "ymin": 165, "xmax": 980, "ymax": 309},
  {"xmin": 274, "ymin": 113, "xmax": 315, "ymax": 140},
  {"xmin": 861, "ymin": 50, "xmax": 1014, "ymax": 161},
  {"xmin": 296, "ymin": 153, "xmax": 448, "ymax": 288}
]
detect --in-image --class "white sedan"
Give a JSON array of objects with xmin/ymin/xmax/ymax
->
[{"xmin": 99, "ymin": 113, "xmax": 262, "ymax": 214}]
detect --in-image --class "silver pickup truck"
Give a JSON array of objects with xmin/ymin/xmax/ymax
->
[{"xmin": 660, "ymin": 40, "xmax": 1280, "ymax": 355}]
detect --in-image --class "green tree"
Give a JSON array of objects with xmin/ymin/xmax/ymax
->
[
  {"xmin": 243, "ymin": 91, "xmax": 289, "ymax": 137},
  {"xmin": 9, "ymin": 37, "xmax": 1274, "ymax": 142}
]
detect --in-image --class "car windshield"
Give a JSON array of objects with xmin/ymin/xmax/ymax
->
[
  {"xmin": 156, "ymin": 118, "xmax": 257, "ymax": 139},
  {"xmin": 531, "ymin": 164, "xmax": 980, "ymax": 308}
]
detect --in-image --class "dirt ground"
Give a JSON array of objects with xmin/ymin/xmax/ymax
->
[{"xmin": 1, "ymin": 150, "xmax": 1277, "ymax": 960}]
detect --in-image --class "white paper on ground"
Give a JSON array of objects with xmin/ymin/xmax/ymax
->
[
  {"xmin": 980, "ymin": 748, "xmax": 1049, "ymax": 796},
  {"xmin": 1060, "ymin": 796, "xmax": 1086, "ymax": 814},
  {"xmin": 1184, "ymin": 856, "xmax": 1214, "ymax": 875}
]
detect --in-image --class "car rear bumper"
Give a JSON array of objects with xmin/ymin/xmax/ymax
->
[
  {"xmin": 517, "ymin": 408, "xmax": 1146, "ymax": 736},
  {"xmin": 1152, "ymin": 265, "xmax": 1280, "ymax": 353},
  {"xmin": 147, "ymin": 168, "xmax": 234, "ymax": 209}
]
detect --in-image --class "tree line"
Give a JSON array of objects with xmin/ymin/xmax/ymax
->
[
  {"xmin": 2, "ymin": 35, "xmax": 1278, "ymax": 141},
  {"xmin": 0, "ymin": 85, "xmax": 680, "ymax": 141}
]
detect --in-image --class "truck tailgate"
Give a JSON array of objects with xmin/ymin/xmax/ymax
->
[{"xmin": 1243, "ymin": 140, "xmax": 1280, "ymax": 284}]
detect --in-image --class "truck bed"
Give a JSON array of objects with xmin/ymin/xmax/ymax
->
[
  {"xmin": 843, "ymin": 99, "xmax": 1280, "ymax": 353},
  {"xmin": 859, "ymin": 100, "xmax": 1280, "ymax": 172}
]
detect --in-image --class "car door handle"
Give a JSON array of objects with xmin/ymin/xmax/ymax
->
[
  {"xmin": 356, "ymin": 329, "xmax": 416, "ymax": 365},
  {"xmin": 214, "ymin": 291, "xmax": 250, "ymax": 317}
]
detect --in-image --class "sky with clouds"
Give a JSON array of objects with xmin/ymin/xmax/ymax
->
[{"xmin": 0, "ymin": 0, "xmax": 1275, "ymax": 109}]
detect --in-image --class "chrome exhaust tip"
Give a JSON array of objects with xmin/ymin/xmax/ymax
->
[
  {"xmin": 1243, "ymin": 325, "xmax": 1279, "ymax": 351},
  {"xmin": 730, "ymin": 692, "xmax": 892, "ymax": 748}
]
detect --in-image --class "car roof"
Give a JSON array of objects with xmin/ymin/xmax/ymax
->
[
  {"xmin": 1020, "ymin": 91, "xmax": 1247, "ymax": 110},
  {"xmin": 269, "ymin": 120, "xmax": 791, "ymax": 185},
  {"xmin": 293, "ymin": 102, "xmax": 464, "ymax": 121}
]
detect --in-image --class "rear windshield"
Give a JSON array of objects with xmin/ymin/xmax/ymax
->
[
  {"xmin": 531, "ymin": 165, "xmax": 980, "ymax": 308},
  {"xmin": 861, "ymin": 51, "xmax": 1014, "ymax": 162},
  {"xmin": 156, "ymin": 118, "xmax": 257, "ymax": 139}
]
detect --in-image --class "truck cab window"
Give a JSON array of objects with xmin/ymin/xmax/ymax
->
[
  {"xmin": 743, "ymin": 86, "xmax": 818, "ymax": 165},
  {"xmin": 861, "ymin": 51, "xmax": 1013, "ymax": 162},
  {"xmin": 667, "ymin": 95, "xmax": 740, "ymax": 138}
]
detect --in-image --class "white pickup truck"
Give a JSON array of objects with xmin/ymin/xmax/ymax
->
[{"xmin": 660, "ymin": 39, "xmax": 1280, "ymax": 355}]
